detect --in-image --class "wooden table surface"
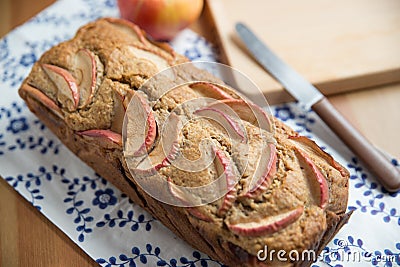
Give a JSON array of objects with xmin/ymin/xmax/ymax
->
[{"xmin": 0, "ymin": 1, "xmax": 399, "ymax": 266}]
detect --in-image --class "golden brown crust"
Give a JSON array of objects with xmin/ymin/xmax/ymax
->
[{"xmin": 19, "ymin": 18, "xmax": 350, "ymax": 267}]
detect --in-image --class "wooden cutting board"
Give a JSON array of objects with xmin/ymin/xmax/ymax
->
[{"xmin": 206, "ymin": 0, "xmax": 400, "ymax": 104}]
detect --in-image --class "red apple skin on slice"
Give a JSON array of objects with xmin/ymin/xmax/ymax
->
[
  {"xmin": 131, "ymin": 93, "xmax": 156, "ymax": 153},
  {"xmin": 194, "ymin": 107, "xmax": 246, "ymax": 143},
  {"xmin": 41, "ymin": 64, "xmax": 79, "ymax": 112},
  {"xmin": 227, "ymin": 206, "xmax": 304, "ymax": 237},
  {"xmin": 289, "ymin": 136, "xmax": 348, "ymax": 178},
  {"xmin": 105, "ymin": 17, "xmax": 148, "ymax": 44},
  {"xmin": 218, "ymin": 190, "xmax": 236, "ymax": 217},
  {"xmin": 242, "ymin": 143, "xmax": 277, "ymax": 198},
  {"xmin": 111, "ymin": 84, "xmax": 135, "ymax": 134},
  {"xmin": 189, "ymin": 82, "xmax": 234, "ymax": 100},
  {"xmin": 129, "ymin": 141, "xmax": 177, "ymax": 177},
  {"xmin": 187, "ymin": 207, "xmax": 214, "ymax": 222},
  {"xmin": 214, "ymin": 148, "xmax": 238, "ymax": 217},
  {"xmin": 78, "ymin": 129, "xmax": 122, "ymax": 146},
  {"xmin": 150, "ymin": 114, "xmax": 180, "ymax": 169},
  {"xmin": 166, "ymin": 177, "xmax": 186, "ymax": 203},
  {"xmin": 74, "ymin": 49, "xmax": 97, "ymax": 108},
  {"xmin": 166, "ymin": 178, "xmax": 214, "ymax": 222},
  {"xmin": 208, "ymin": 99, "xmax": 273, "ymax": 133},
  {"xmin": 294, "ymin": 147, "xmax": 329, "ymax": 209},
  {"xmin": 131, "ymin": 113, "xmax": 180, "ymax": 176},
  {"xmin": 20, "ymin": 84, "xmax": 63, "ymax": 118},
  {"xmin": 104, "ymin": 18, "xmax": 178, "ymax": 62},
  {"xmin": 127, "ymin": 46, "xmax": 169, "ymax": 72},
  {"xmin": 124, "ymin": 93, "xmax": 157, "ymax": 157}
]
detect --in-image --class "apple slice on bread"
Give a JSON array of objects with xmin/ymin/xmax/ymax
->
[
  {"xmin": 20, "ymin": 84, "xmax": 63, "ymax": 119},
  {"xmin": 294, "ymin": 146, "xmax": 329, "ymax": 209},
  {"xmin": 289, "ymin": 136, "xmax": 348, "ymax": 178},
  {"xmin": 42, "ymin": 49, "xmax": 103, "ymax": 111},
  {"xmin": 166, "ymin": 177, "xmax": 214, "ymax": 222},
  {"xmin": 104, "ymin": 17, "xmax": 148, "ymax": 44},
  {"xmin": 208, "ymin": 99, "xmax": 273, "ymax": 133},
  {"xmin": 190, "ymin": 82, "xmax": 234, "ymax": 100},
  {"xmin": 111, "ymin": 83, "xmax": 134, "ymax": 133},
  {"xmin": 42, "ymin": 63, "xmax": 79, "ymax": 112},
  {"xmin": 74, "ymin": 49, "xmax": 99, "ymax": 108},
  {"xmin": 130, "ymin": 112, "xmax": 180, "ymax": 175},
  {"xmin": 214, "ymin": 148, "xmax": 238, "ymax": 217},
  {"xmin": 226, "ymin": 206, "xmax": 304, "ymax": 237},
  {"xmin": 240, "ymin": 143, "xmax": 277, "ymax": 198},
  {"xmin": 78, "ymin": 129, "xmax": 122, "ymax": 148},
  {"xmin": 194, "ymin": 107, "xmax": 246, "ymax": 143},
  {"xmin": 124, "ymin": 93, "xmax": 157, "ymax": 158}
]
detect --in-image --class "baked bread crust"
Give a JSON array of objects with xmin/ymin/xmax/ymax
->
[{"xmin": 19, "ymin": 18, "xmax": 351, "ymax": 267}]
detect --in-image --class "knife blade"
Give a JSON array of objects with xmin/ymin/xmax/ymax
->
[{"xmin": 235, "ymin": 22, "xmax": 400, "ymax": 192}]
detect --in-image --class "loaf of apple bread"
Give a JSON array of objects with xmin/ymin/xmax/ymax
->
[{"xmin": 19, "ymin": 18, "xmax": 351, "ymax": 267}]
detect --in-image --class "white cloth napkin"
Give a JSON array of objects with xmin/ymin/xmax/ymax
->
[{"xmin": 0, "ymin": 0, "xmax": 399, "ymax": 266}]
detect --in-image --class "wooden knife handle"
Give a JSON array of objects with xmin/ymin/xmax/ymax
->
[{"xmin": 312, "ymin": 97, "xmax": 400, "ymax": 192}]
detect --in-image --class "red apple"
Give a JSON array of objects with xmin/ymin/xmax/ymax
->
[
  {"xmin": 226, "ymin": 206, "xmax": 304, "ymax": 237},
  {"xmin": 194, "ymin": 107, "xmax": 245, "ymax": 143},
  {"xmin": 20, "ymin": 84, "xmax": 63, "ymax": 118},
  {"xmin": 294, "ymin": 147, "xmax": 329, "ymax": 209},
  {"xmin": 42, "ymin": 63, "xmax": 79, "ymax": 112},
  {"xmin": 117, "ymin": 0, "xmax": 204, "ymax": 41},
  {"xmin": 78, "ymin": 129, "xmax": 122, "ymax": 146},
  {"xmin": 189, "ymin": 82, "xmax": 234, "ymax": 100}
]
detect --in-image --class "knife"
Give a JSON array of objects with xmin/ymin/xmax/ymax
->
[{"xmin": 235, "ymin": 22, "xmax": 400, "ymax": 192}]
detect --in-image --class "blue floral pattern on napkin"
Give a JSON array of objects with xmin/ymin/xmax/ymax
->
[{"xmin": 0, "ymin": 0, "xmax": 399, "ymax": 266}]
